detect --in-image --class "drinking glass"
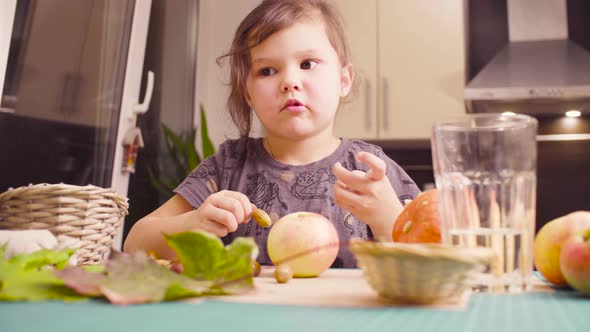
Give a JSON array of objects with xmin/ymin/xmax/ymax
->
[{"xmin": 431, "ymin": 114, "xmax": 538, "ymax": 292}]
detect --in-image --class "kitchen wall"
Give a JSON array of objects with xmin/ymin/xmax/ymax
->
[{"xmin": 380, "ymin": 0, "xmax": 590, "ymax": 231}]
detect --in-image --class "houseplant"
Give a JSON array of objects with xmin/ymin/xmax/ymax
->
[{"xmin": 148, "ymin": 105, "xmax": 215, "ymax": 199}]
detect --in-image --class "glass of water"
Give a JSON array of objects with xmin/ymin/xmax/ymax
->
[{"xmin": 431, "ymin": 114, "xmax": 538, "ymax": 292}]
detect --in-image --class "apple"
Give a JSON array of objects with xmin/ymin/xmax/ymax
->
[
  {"xmin": 560, "ymin": 229, "xmax": 590, "ymax": 295},
  {"xmin": 267, "ymin": 211, "xmax": 339, "ymax": 277},
  {"xmin": 534, "ymin": 211, "xmax": 590, "ymax": 285}
]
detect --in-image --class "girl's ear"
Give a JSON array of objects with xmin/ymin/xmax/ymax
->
[{"xmin": 339, "ymin": 63, "xmax": 354, "ymax": 97}]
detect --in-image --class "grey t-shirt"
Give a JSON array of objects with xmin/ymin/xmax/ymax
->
[{"xmin": 174, "ymin": 137, "xmax": 420, "ymax": 268}]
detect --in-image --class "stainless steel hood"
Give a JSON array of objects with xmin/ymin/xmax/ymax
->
[{"xmin": 464, "ymin": 0, "xmax": 590, "ymax": 102}]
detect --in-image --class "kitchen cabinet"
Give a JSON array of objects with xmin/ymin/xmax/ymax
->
[
  {"xmin": 333, "ymin": 0, "xmax": 466, "ymax": 140},
  {"xmin": 196, "ymin": 0, "xmax": 263, "ymax": 148}
]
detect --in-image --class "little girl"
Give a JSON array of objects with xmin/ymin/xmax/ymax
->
[{"xmin": 124, "ymin": 0, "xmax": 420, "ymax": 268}]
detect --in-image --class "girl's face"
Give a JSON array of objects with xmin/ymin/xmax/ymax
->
[{"xmin": 245, "ymin": 18, "xmax": 353, "ymax": 142}]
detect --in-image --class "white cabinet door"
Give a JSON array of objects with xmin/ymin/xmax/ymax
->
[
  {"xmin": 378, "ymin": 0, "xmax": 466, "ymax": 139},
  {"xmin": 332, "ymin": 0, "xmax": 378, "ymax": 140},
  {"xmin": 196, "ymin": 0, "xmax": 263, "ymax": 149}
]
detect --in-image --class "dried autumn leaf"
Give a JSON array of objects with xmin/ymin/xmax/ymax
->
[
  {"xmin": 98, "ymin": 251, "xmax": 212, "ymax": 305},
  {"xmin": 54, "ymin": 266, "xmax": 105, "ymax": 297}
]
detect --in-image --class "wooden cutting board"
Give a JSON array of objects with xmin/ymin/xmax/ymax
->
[{"xmin": 185, "ymin": 267, "xmax": 473, "ymax": 310}]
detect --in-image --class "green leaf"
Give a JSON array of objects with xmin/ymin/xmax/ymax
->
[
  {"xmin": 162, "ymin": 124, "xmax": 190, "ymax": 181},
  {"xmin": 164, "ymin": 231, "xmax": 258, "ymax": 294},
  {"xmin": 161, "ymin": 175, "xmax": 180, "ymax": 192},
  {"xmin": 147, "ymin": 166, "xmax": 174, "ymax": 199},
  {"xmin": 200, "ymin": 105, "xmax": 215, "ymax": 159},
  {"xmin": 186, "ymin": 129, "xmax": 201, "ymax": 171},
  {"xmin": 146, "ymin": 107, "xmax": 216, "ymax": 198},
  {"xmin": 165, "ymin": 231, "xmax": 225, "ymax": 281},
  {"xmin": 211, "ymin": 237, "xmax": 260, "ymax": 294},
  {"xmin": 82, "ymin": 264, "xmax": 105, "ymax": 273},
  {"xmin": 0, "ymin": 251, "xmax": 87, "ymax": 302},
  {"xmin": 9, "ymin": 248, "xmax": 75, "ymax": 270}
]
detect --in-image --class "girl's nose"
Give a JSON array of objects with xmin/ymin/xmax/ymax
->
[{"xmin": 280, "ymin": 80, "xmax": 301, "ymax": 92}]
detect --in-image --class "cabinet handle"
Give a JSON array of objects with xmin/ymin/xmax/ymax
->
[
  {"xmin": 365, "ymin": 79, "xmax": 371, "ymax": 130},
  {"xmin": 382, "ymin": 77, "xmax": 389, "ymax": 131}
]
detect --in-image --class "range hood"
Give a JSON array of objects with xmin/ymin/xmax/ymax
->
[{"xmin": 464, "ymin": 0, "xmax": 590, "ymax": 102}]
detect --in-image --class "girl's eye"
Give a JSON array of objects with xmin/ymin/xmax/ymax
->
[
  {"xmin": 260, "ymin": 67, "xmax": 276, "ymax": 76},
  {"xmin": 300, "ymin": 60, "xmax": 317, "ymax": 70}
]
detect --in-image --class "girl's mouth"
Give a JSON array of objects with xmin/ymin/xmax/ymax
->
[{"xmin": 282, "ymin": 99, "xmax": 306, "ymax": 112}]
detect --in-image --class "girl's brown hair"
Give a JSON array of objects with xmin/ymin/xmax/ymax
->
[{"xmin": 217, "ymin": 0, "xmax": 355, "ymax": 138}]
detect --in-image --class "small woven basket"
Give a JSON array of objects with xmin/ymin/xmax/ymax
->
[
  {"xmin": 0, "ymin": 183, "xmax": 129, "ymax": 265},
  {"xmin": 350, "ymin": 239, "xmax": 494, "ymax": 304}
]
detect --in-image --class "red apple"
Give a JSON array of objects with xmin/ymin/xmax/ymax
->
[
  {"xmin": 560, "ymin": 229, "xmax": 590, "ymax": 295},
  {"xmin": 267, "ymin": 212, "xmax": 339, "ymax": 277},
  {"xmin": 534, "ymin": 211, "xmax": 590, "ymax": 285}
]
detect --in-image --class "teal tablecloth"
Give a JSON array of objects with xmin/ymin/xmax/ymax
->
[{"xmin": 1, "ymin": 291, "xmax": 589, "ymax": 332}]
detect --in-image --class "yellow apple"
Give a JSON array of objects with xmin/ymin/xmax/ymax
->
[{"xmin": 267, "ymin": 212, "xmax": 339, "ymax": 277}]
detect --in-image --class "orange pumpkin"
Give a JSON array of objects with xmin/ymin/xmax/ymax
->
[{"xmin": 392, "ymin": 189, "xmax": 441, "ymax": 243}]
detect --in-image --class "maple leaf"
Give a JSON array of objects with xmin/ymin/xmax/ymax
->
[
  {"xmin": 0, "ymin": 246, "xmax": 86, "ymax": 302},
  {"xmin": 54, "ymin": 266, "xmax": 105, "ymax": 297},
  {"xmin": 99, "ymin": 251, "xmax": 212, "ymax": 305},
  {"xmin": 164, "ymin": 231, "xmax": 258, "ymax": 294}
]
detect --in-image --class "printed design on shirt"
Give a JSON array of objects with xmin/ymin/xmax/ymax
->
[
  {"xmin": 342, "ymin": 212, "xmax": 368, "ymax": 238},
  {"xmin": 226, "ymin": 140, "xmax": 241, "ymax": 160},
  {"xmin": 343, "ymin": 152, "xmax": 357, "ymax": 170},
  {"xmin": 398, "ymin": 194, "xmax": 414, "ymax": 206},
  {"xmin": 220, "ymin": 166, "xmax": 234, "ymax": 189},
  {"xmin": 191, "ymin": 157, "xmax": 219, "ymax": 179},
  {"xmin": 206, "ymin": 178, "xmax": 218, "ymax": 193},
  {"xmin": 244, "ymin": 170, "xmax": 288, "ymax": 236},
  {"xmin": 291, "ymin": 167, "xmax": 337, "ymax": 206},
  {"xmin": 243, "ymin": 170, "xmax": 288, "ymax": 264}
]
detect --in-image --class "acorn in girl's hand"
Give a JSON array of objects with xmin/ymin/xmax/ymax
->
[
  {"xmin": 392, "ymin": 189, "xmax": 441, "ymax": 243},
  {"xmin": 252, "ymin": 209, "xmax": 272, "ymax": 228}
]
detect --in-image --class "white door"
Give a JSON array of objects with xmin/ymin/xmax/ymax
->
[{"xmin": 0, "ymin": 0, "xmax": 153, "ymax": 249}]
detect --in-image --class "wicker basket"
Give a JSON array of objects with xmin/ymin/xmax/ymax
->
[
  {"xmin": 350, "ymin": 239, "xmax": 495, "ymax": 304},
  {"xmin": 0, "ymin": 183, "xmax": 129, "ymax": 265}
]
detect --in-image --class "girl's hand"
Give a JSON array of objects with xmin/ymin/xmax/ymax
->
[
  {"xmin": 332, "ymin": 152, "xmax": 404, "ymax": 239},
  {"xmin": 190, "ymin": 190, "xmax": 255, "ymax": 237}
]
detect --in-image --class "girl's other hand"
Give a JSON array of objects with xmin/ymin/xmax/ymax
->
[
  {"xmin": 191, "ymin": 190, "xmax": 255, "ymax": 237},
  {"xmin": 331, "ymin": 152, "xmax": 404, "ymax": 239}
]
